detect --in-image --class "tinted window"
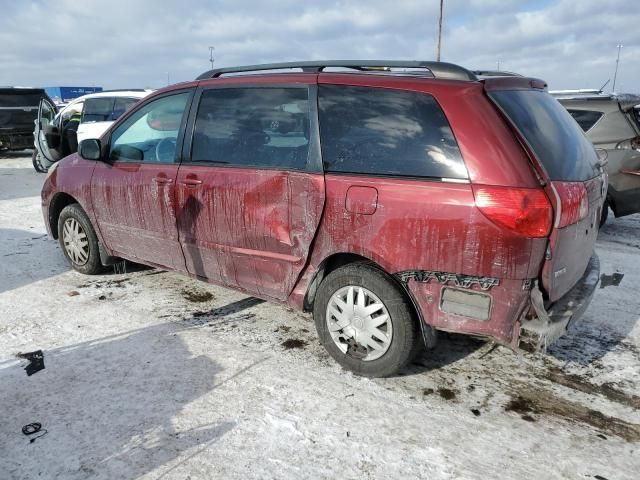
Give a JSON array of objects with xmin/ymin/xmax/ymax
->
[
  {"xmin": 0, "ymin": 90, "xmax": 43, "ymax": 107},
  {"xmin": 82, "ymin": 97, "xmax": 114, "ymax": 123},
  {"xmin": 112, "ymin": 97, "xmax": 139, "ymax": 121},
  {"xmin": 567, "ymin": 109, "xmax": 604, "ymax": 132},
  {"xmin": 191, "ymin": 88, "xmax": 310, "ymax": 170},
  {"xmin": 110, "ymin": 92, "xmax": 190, "ymax": 163},
  {"xmin": 490, "ymin": 90, "xmax": 599, "ymax": 181},
  {"xmin": 318, "ymin": 85, "xmax": 467, "ymax": 179}
]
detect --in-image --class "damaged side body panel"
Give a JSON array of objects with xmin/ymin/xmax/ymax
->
[{"xmin": 42, "ymin": 70, "xmax": 602, "ymax": 359}]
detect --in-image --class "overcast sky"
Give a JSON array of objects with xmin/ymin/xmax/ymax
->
[{"xmin": 1, "ymin": 0, "xmax": 637, "ymax": 92}]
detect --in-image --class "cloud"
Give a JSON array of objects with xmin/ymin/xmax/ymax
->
[{"xmin": 0, "ymin": 0, "xmax": 637, "ymax": 92}]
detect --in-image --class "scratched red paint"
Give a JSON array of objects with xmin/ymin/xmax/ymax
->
[{"xmin": 41, "ymin": 71, "xmax": 603, "ymax": 348}]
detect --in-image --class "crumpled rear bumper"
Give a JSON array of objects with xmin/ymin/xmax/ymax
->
[{"xmin": 519, "ymin": 253, "xmax": 600, "ymax": 352}]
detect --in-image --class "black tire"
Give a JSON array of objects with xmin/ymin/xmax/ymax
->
[
  {"xmin": 599, "ymin": 200, "xmax": 609, "ymax": 228},
  {"xmin": 32, "ymin": 150, "xmax": 48, "ymax": 173},
  {"xmin": 313, "ymin": 263, "xmax": 420, "ymax": 377},
  {"xmin": 58, "ymin": 204, "xmax": 103, "ymax": 274}
]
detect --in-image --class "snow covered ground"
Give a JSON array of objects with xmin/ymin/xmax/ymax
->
[{"xmin": 0, "ymin": 152, "xmax": 638, "ymax": 480}]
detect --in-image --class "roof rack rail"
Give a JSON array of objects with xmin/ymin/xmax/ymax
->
[
  {"xmin": 472, "ymin": 70, "xmax": 522, "ymax": 77},
  {"xmin": 97, "ymin": 88, "xmax": 152, "ymax": 93},
  {"xmin": 549, "ymin": 89, "xmax": 604, "ymax": 95},
  {"xmin": 196, "ymin": 60, "xmax": 478, "ymax": 82}
]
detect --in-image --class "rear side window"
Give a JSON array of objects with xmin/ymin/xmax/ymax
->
[
  {"xmin": 82, "ymin": 97, "xmax": 114, "ymax": 123},
  {"xmin": 318, "ymin": 85, "xmax": 467, "ymax": 179},
  {"xmin": 567, "ymin": 109, "xmax": 604, "ymax": 132},
  {"xmin": 191, "ymin": 88, "xmax": 310, "ymax": 170},
  {"xmin": 490, "ymin": 90, "xmax": 599, "ymax": 181},
  {"xmin": 112, "ymin": 97, "xmax": 139, "ymax": 121}
]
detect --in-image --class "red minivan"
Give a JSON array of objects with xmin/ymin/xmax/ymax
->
[{"xmin": 41, "ymin": 61, "xmax": 604, "ymax": 377}]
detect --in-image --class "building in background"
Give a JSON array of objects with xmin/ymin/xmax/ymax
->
[{"xmin": 44, "ymin": 86, "xmax": 103, "ymax": 105}]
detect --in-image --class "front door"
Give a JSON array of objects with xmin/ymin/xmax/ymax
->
[
  {"xmin": 176, "ymin": 84, "xmax": 325, "ymax": 300},
  {"xmin": 36, "ymin": 97, "xmax": 60, "ymax": 163},
  {"xmin": 90, "ymin": 91, "xmax": 192, "ymax": 271}
]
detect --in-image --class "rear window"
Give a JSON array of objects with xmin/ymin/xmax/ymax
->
[
  {"xmin": 0, "ymin": 91, "xmax": 43, "ymax": 108},
  {"xmin": 82, "ymin": 97, "xmax": 115, "ymax": 123},
  {"xmin": 490, "ymin": 90, "xmax": 599, "ymax": 181},
  {"xmin": 567, "ymin": 109, "xmax": 604, "ymax": 132},
  {"xmin": 319, "ymin": 85, "xmax": 467, "ymax": 179}
]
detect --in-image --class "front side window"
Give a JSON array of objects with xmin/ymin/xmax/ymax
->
[
  {"xmin": 567, "ymin": 109, "xmax": 604, "ymax": 132},
  {"xmin": 191, "ymin": 88, "xmax": 310, "ymax": 170},
  {"xmin": 318, "ymin": 85, "xmax": 467, "ymax": 179},
  {"xmin": 82, "ymin": 97, "xmax": 114, "ymax": 123},
  {"xmin": 39, "ymin": 98, "xmax": 56, "ymax": 127},
  {"xmin": 109, "ymin": 92, "xmax": 190, "ymax": 163}
]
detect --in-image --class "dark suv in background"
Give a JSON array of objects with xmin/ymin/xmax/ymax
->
[
  {"xmin": 0, "ymin": 87, "xmax": 48, "ymax": 151},
  {"xmin": 552, "ymin": 90, "xmax": 640, "ymax": 225},
  {"xmin": 42, "ymin": 61, "xmax": 604, "ymax": 377}
]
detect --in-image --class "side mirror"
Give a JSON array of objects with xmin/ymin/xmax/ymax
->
[{"xmin": 79, "ymin": 139, "xmax": 102, "ymax": 161}]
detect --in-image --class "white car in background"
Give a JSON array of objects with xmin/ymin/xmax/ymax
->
[{"xmin": 33, "ymin": 89, "xmax": 152, "ymax": 172}]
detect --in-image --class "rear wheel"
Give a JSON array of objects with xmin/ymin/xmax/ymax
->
[
  {"xmin": 313, "ymin": 263, "xmax": 420, "ymax": 377},
  {"xmin": 58, "ymin": 204, "xmax": 103, "ymax": 274},
  {"xmin": 32, "ymin": 150, "xmax": 48, "ymax": 173}
]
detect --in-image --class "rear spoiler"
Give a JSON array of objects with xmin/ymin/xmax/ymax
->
[{"xmin": 481, "ymin": 76, "xmax": 548, "ymax": 91}]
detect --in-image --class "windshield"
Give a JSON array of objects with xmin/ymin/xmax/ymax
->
[{"xmin": 490, "ymin": 90, "xmax": 600, "ymax": 181}]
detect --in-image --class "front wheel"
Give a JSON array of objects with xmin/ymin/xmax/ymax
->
[
  {"xmin": 32, "ymin": 150, "xmax": 48, "ymax": 173},
  {"xmin": 313, "ymin": 263, "xmax": 420, "ymax": 377},
  {"xmin": 58, "ymin": 204, "xmax": 103, "ymax": 274}
]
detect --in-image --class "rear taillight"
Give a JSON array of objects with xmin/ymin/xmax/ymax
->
[
  {"xmin": 473, "ymin": 185, "xmax": 552, "ymax": 238},
  {"xmin": 553, "ymin": 182, "xmax": 589, "ymax": 228},
  {"xmin": 615, "ymin": 136, "xmax": 640, "ymax": 150}
]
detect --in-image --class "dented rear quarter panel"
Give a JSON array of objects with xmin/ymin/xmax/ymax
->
[{"xmin": 290, "ymin": 174, "xmax": 545, "ymax": 343}]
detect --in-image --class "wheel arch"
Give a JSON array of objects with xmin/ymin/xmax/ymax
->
[
  {"xmin": 48, "ymin": 192, "xmax": 80, "ymax": 239},
  {"xmin": 304, "ymin": 252, "xmax": 418, "ymax": 316},
  {"xmin": 305, "ymin": 251, "xmax": 436, "ymax": 356}
]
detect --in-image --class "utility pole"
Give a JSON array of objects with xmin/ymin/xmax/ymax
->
[
  {"xmin": 436, "ymin": 0, "xmax": 444, "ymax": 61},
  {"xmin": 209, "ymin": 46, "xmax": 215, "ymax": 70},
  {"xmin": 612, "ymin": 43, "xmax": 623, "ymax": 92}
]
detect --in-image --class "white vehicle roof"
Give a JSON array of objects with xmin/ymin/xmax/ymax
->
[{"xmin": 64, "ymin": 89, "xmax": 153, "ymax": 106}]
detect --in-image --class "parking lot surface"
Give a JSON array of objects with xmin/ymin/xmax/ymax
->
[{"xmin": 1, "ymin": 152, "xmax": 639, "ymax": 479}]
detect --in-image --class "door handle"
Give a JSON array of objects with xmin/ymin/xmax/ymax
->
[
  {"xmin": 153, "ymin": 176, "xmax": 173, "ymax": 184},
  {"xmin": 181, "ymin": 178, "xmax": 203, "ymax": 187}
]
